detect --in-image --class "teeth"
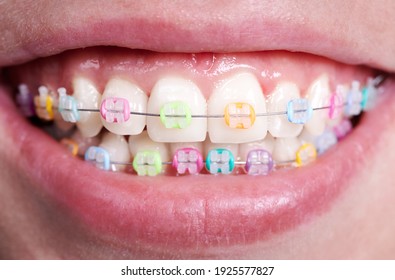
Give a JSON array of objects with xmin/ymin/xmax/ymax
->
[
  {"xmin": 268, "ymin": 82, "xmax": 303, "ymax": 137},
  {"xmin": 73, "ymin": 77, "xmax": 103, "ymax": 137},
  {"xmin": 70, "ymin": 130, "xmax": 101, "ymax": 157},
  {"xmin": 304, "ymin": 75, "xmax": 331, "ymax": 135},
  {"xmin": 128, "ymin": 131, "xmax": 170, "ymax": 176},
  {"xmin": 239, "ymin": 134, "xmax": 275, "ymax": 161},
  {"xmin": 99, "ymin": 132, "xmax": 130, "ymax": 171},
  {"xmin": 147, "ymin": 77, "xmax": 207, "ymax": 142},
  {"xmin": 208, "ymin": 73, "xmax": 267, "ymax": 143},
  {"xmin": 170, "ymin": 143, "xmax": 204, "ymax": 175},
  {"xmin": 101, "ymin": 78, "xmax": 147, "ymax": 135},
  {"xmin": 204, "ymin": 138, "xmax": 238, "ymax": 174},
  {"xmin": 272, "ymin": 137, "xmax": 301, "ymax": 162}
]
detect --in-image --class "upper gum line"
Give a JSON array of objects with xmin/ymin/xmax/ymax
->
[{"xmin": 8, "ymin": 48, "xmax": 372, "ymax": 99}]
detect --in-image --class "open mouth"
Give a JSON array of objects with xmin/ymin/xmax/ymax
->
[{"xmin": 1, "ymin": 1, "xmax": 395, "ymax": 259}]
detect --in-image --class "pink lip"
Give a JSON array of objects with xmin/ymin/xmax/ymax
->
[{"xmin": 1, "ymin": 79, "xmax": 394, "ymax": 256}]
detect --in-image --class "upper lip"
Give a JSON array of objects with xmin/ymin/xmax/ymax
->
[{"xmin": 1, "ymin": 1, "xmax": 394, "ymax": 72}]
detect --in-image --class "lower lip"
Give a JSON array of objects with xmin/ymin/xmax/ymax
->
[{"xmin": 0, "ymin": 79, "xmax": 394, "ymax": 253}]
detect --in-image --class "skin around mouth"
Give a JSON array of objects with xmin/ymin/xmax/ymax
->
[{"xmin": 0, "ymin": 0, "xmax": 395, "ymax": 259}]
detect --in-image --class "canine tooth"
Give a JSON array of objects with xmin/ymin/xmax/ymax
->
[
  {"xmin": 268, "ymin": 82, "xmax": 303, "ymax": 138},
  {"xmin": 147, "ymin": 76, "xmax": 207, "ymax": 142},
  {"xmin": 272, "ymin": 137, "xmax": 301, "ymax": 162},
  {"xmin": 208, "ymin": 73, "xmax": 267, "ymax": 143},
  {"xmin": 128, "ymin": 131, "xmax": 170, "ymax": 176},
  {"xmin": 239, "ymin": 134, "xmax": 274, "ymax": 161},
  {"xmin": 99, "ymin": 132, "xmax": 130, "ymax": 171},
  {"xmin": 304, "ymin": 75, "xmax": 331, "ymax": 135},
  {"xmin": 101, "ymin": 78, "xmax": 147, "ymax": 135},
  {"xmin": 73, "ymin": 77, "xmax": 103, "ymax": 137}
]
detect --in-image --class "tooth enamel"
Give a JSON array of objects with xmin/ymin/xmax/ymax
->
[
  {"xmin": 147, "ymin": 77, "xmax": 207, "ymax": 142},
  {"xmin": 70, "ymin": 130, "xmax": 101, "ymax": 157},
  {"xmin": 170, "ymin": 142, "xmax": 204, "ymax": 155},
  {"xmin": 208, "ymin": 73, "xmax": 267, "ymax": 143},
  {"xmin": 239, "ymin": 134, "xmax": 275, "ymax": 161},
  {"xmin": 272, "ymin": 137, "xmax": 301, "ymax": 162},
  {"xmin": 72, "ymin": 77, "xmax": 103, "ymax": 137},
  {"xmin": 128, "ymin": 131, "xmax": 170, "ymax": 176},
  {"xmin": 304, "ymin": 74, "xmax": 331, "ymax": 135},
  {"xmin": 170, "ymin": 143, "xmax": 204, "ymax": 175},
  {"xmin": 327, "ymin": 85, "xmax": 347, "ymax": 127},
  {"xmin": 101, "ymin": 78, "xmax": 147, "ymax": 135},
  {"xmin": 268, "ymin": 82, "xmax": 303, "ymax": 138},
  {"xmin": 99, "ymin": 132, "xmax": 130, "ymax": 171},
  {"xmin": 204, "ymin": 138, "xmax": 239, "ymax": 161}
]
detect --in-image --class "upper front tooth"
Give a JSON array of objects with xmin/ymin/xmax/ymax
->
[
  {"xmin": 101, "ymin": 78, "xmax": 147, "ymax": 135},
  {"xmin": 146, "ymin": 76, "xmax": 207, "ymax": 142},
  {"xmin": 208, "ymin": 72, "xmax": 267, "ymax": 143},
  {"xmin": 268, "ymin": 81, "xmax": 303, "ymax": 138},
  {"xmin": 99, "ymin": 132, "xmax": 130, "ymax": 171},
  {"xmin": 73, "ymin": 77, "xmax": 103, "ymax": 137},
  {"xmin": 304, "ymin": 74, "xmax": 331, "ymax": 135}
]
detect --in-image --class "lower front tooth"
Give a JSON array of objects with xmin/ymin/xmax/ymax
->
[
  {"xmin": 272, "ymin": 137, "xmax": 301, "ymax": 162},
  {"xmin": 170, "ymin": 143, "xmax": 204, "ymax": 175},
  {"xmin": 73, "ymin": 77, "xmax": 103, "ymax": 137},
  {"xmin": 99, "ymin": 132, "xmax": 130, "ymax": 171},
  {"xmin": 204, "ymin": 138, "xmax": 238, "ymax": 174},
  {"xmin": 101, "ymin": 78, "xmax": 147, "ymax": 135},
  {"xmin": 128, "ymin": 131, "xmax": 170, "ymax": 176},
  {"xmin": 268, "ymin": 82, "xmax": 303, "ymax": 138}
]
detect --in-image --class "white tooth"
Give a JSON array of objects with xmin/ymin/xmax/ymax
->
[
  {"xmin": 208, "ymin": 73, "xmax": 267, "ymax": 143},
  {"xmin": 304, "ymin": 74, "xmax": 331, "ymax": 135},
  {"xmin": 101, "ymin": 78, "xmax": 147, "ymax": 135},
  {"xmin": 71, "ymin": 77, "xmax": 103, "ymax": 137},
  {"xmin": 203, "ymin": 137, "xmax": 239, "ymax": 160},
  {"xmin": 268, "ymin": 82, "xmax": 303, "ymax": 138},
  {"xmin": 70, "ymin": 130, "xmax": 101, "ymax": 157},
  {"xmin": 147, "ymin": 76, "xmax": 207, "ymax": 142},
  {"xmin": 239, "ymin": 134, "xmax": 275, "ymax": 161},
  {"xmin": 299, "ymin": 128, "xmax": 316, "ymax": 144},
  {"xmin": 170, "ymin": 142, "xmax": 204, "ymax": 155},
  {"xmin": 99, "ymin": 132, "xmax": 130, "ymax": 171},
  {"xmin": 128, "ymin": 131, "xmax": 170, "ymax": 162},
  {"xmin": 272, "ymin": 137, "xmax": 301, "ymax": 162},
  {"xmin": 327, "ymin": 84, "xmax": 348, "ymax": 127}
]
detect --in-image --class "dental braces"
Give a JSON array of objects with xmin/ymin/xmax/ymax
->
[
  {"xmin": 16, "ymin": 75, "xmax": 386, "ymax": 176},
  {"xmin": 58, "ymin": 117, "xmax": 352, "ymax": 176},
  {"xmin": 16, "ymin": 76, "xmax": 384, "ymax": 129},
  {"xmin": 79, "ymin": 141, "xmax": 319, "ymax": 176}
]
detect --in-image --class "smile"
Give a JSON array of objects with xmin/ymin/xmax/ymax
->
[{"xmin": 0, "ymin": 1, "xmax": 394, "ymax": 259}]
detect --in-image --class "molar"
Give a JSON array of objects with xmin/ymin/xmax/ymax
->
[
  {"xmin": 268, "ymin": 82, "xmax": 303, "ymax": 138},
  {"xmin": 208, "ymin": 72, "xmax": 267, "ymax": 143},
  {"xmin": 101, "ymin": 78, "xmax": 147, "ymax": 135},
  {"xmin": 73, "ymin": 77, "xmax": 103, "ymax": 137},
  {"xmin": 146, "ymin": 76, "xmax": 207, "ymax": 142}
]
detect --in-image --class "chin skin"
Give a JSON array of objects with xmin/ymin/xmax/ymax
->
[{"xmin": 0, "ymin": 0, "xmax": 395, "ymax": 260}]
